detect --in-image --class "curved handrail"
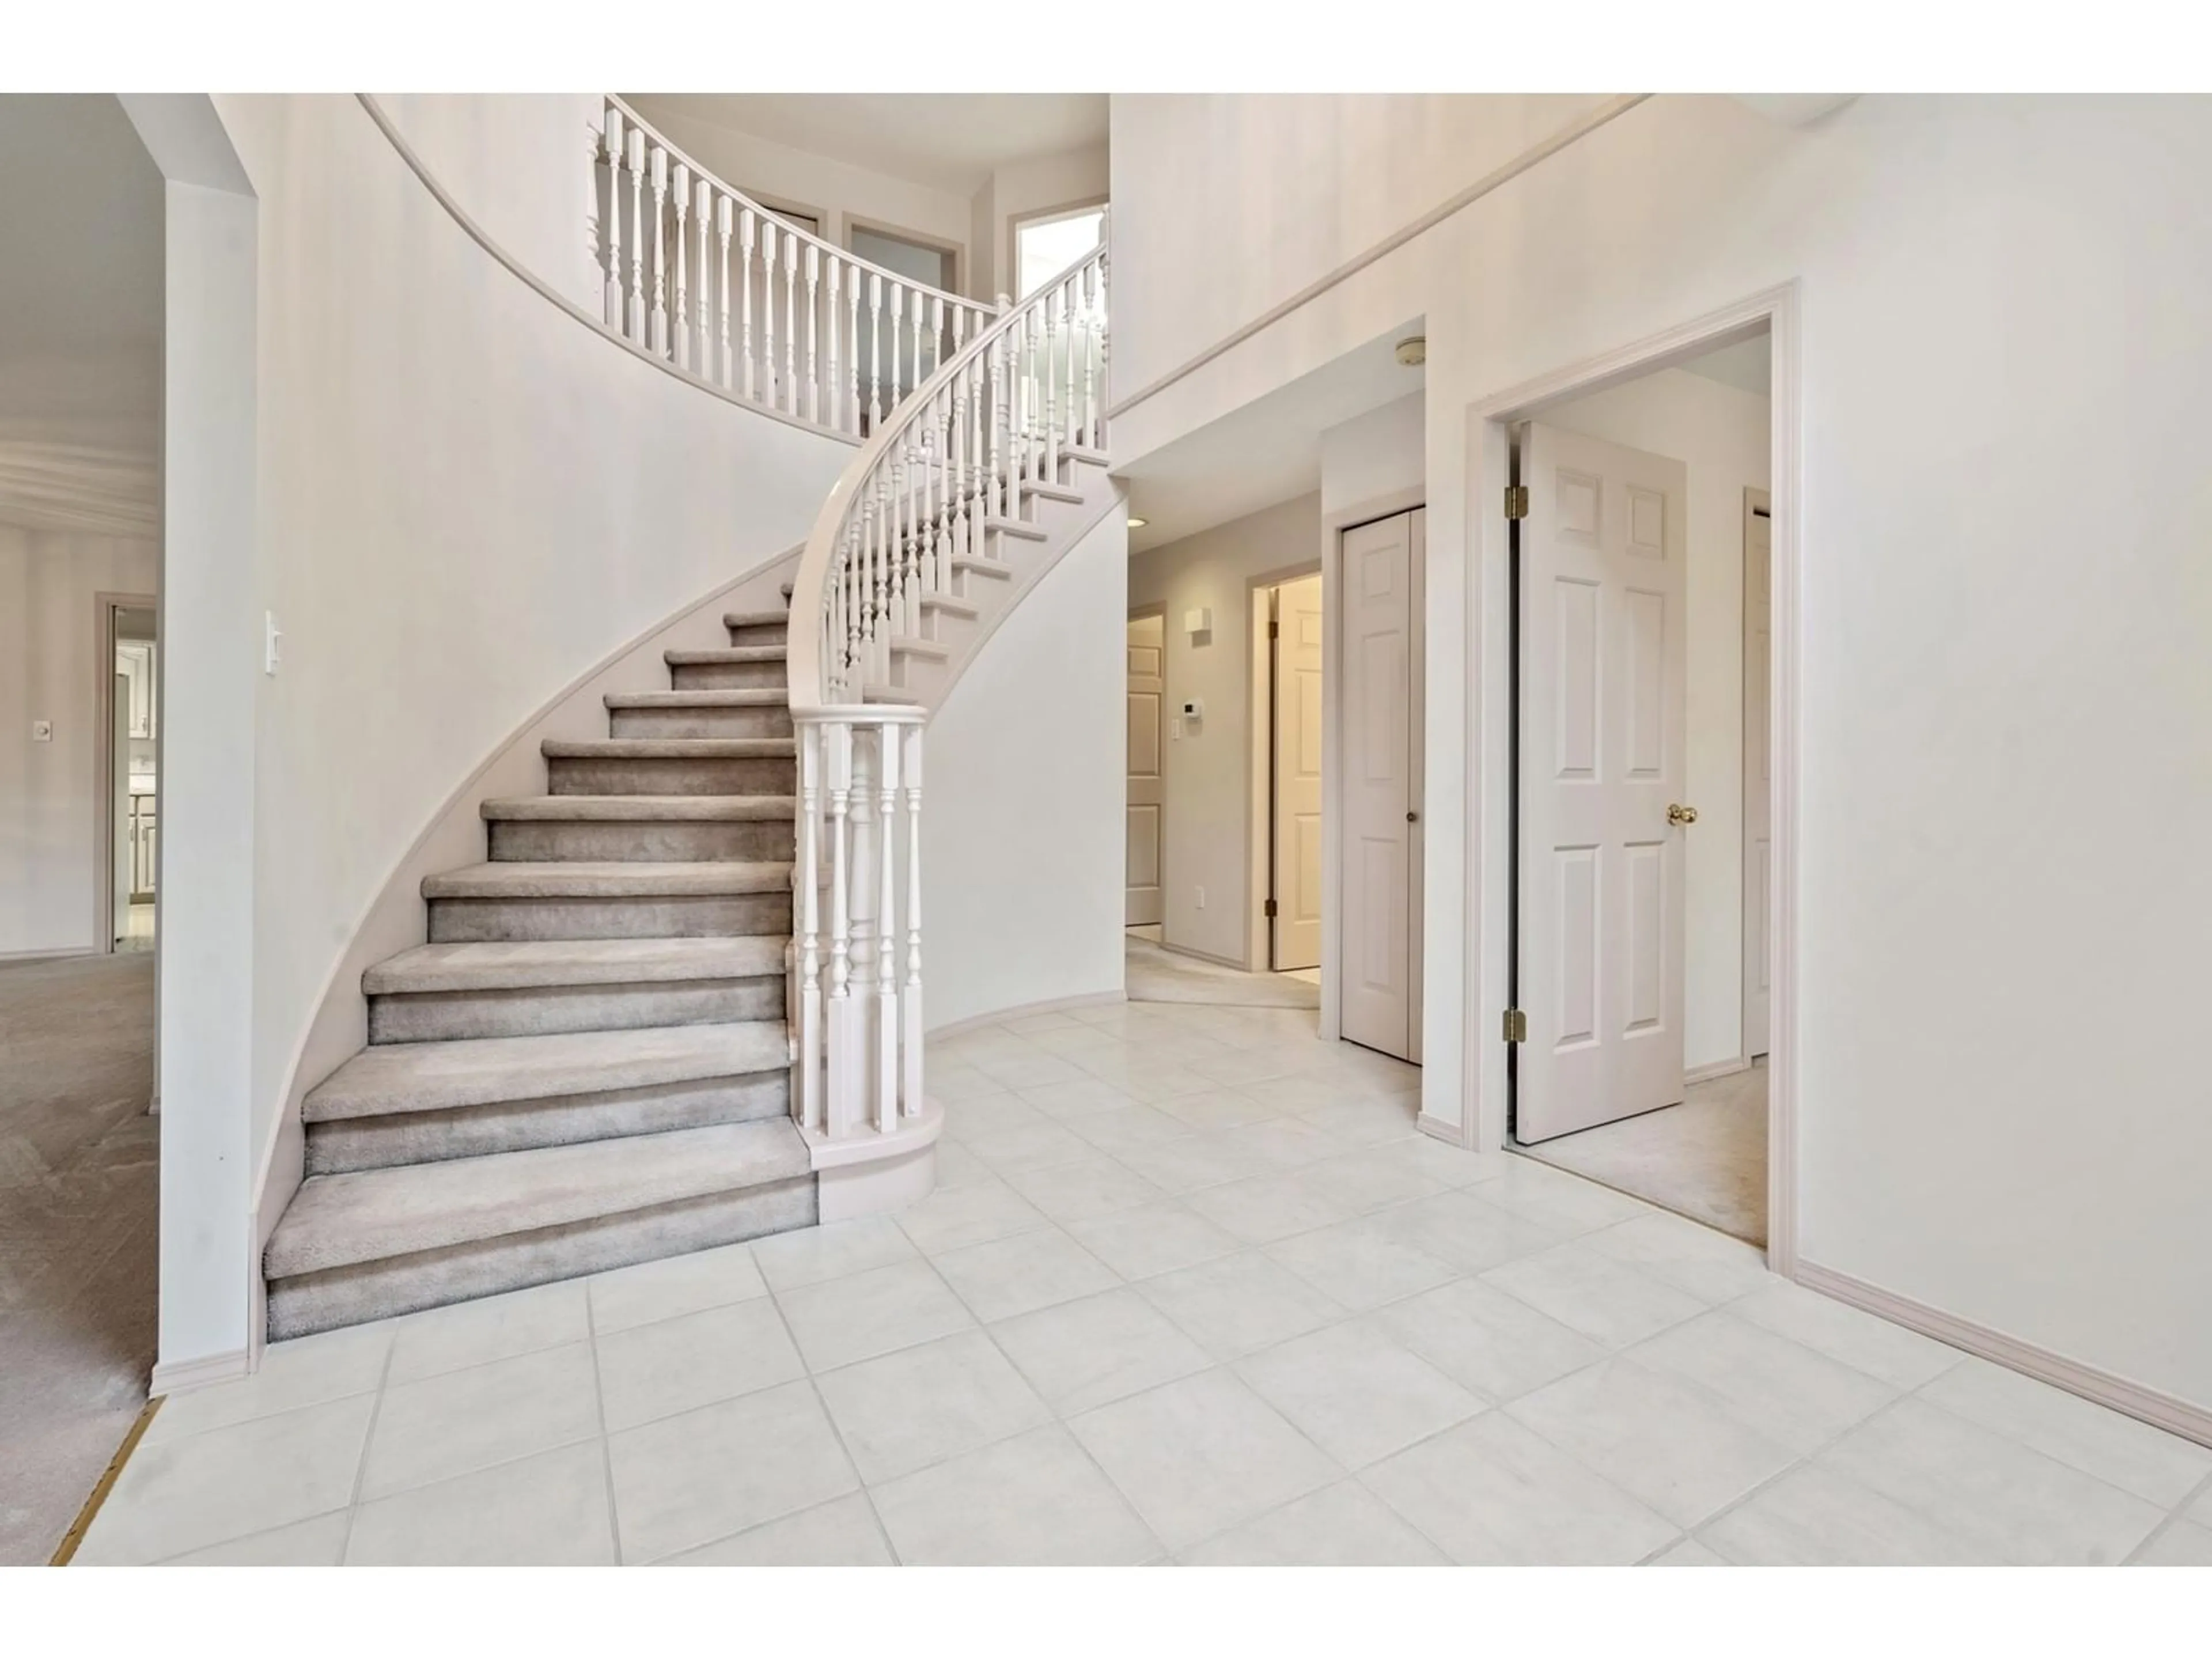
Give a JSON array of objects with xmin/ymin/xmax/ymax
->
[
  {"xmin": 607, "ymin": 96, "xmax": 981, "ymax": 319},
  {"xmin": 787, "ymin": 238, "xmax": 1109, "ymax": 712}
]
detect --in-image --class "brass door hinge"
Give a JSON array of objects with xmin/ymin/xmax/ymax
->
[
  {"xmin": 1264, "ymin": 897, "xmax": 1278, "ymax": 918},
  {"xmin": 1503, "ymin": 484, "xmax": 1530, "ymax": 520},
  {"xmin": 1502, "ymin": 1007, "xmax": 1528, "ymax": 1043}
]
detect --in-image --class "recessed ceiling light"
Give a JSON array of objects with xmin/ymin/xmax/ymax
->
[
  {"xmin": 1127, "ymin": 516, "xmax": 1148, "ymax": 529},
  {"xmin": 1395, "ymin": 335, "xmax": 1427, "ymax": 367}
]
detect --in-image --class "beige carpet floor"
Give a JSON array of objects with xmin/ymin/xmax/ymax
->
[
  {"xmin": 1518, "ymin": 1062, "xmax": 1768, "ymax": 1246},
  {"xmin": 0, "ymin": 952, "xmax": 158, "ymax": 1565},
  {"xmin": 1124, "ymin": 933, "xmax": 1321, "ymax": 1010}
]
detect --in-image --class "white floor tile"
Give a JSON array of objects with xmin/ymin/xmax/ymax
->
[
  {"xmin": 1479, "ymin": 1156, "xmax": 1657, "ymax": 1234},
  {"xmin": 1699, "ymin": 1461, "xmax": 1988, "ymax": 1566},
  {"xmin": 157, "ymin": 1510, "xmax": 352, "ymax": 1566},
  {"xmin": 749, "ymin": 1215, "xmax": 917, "ymax": 1292},
  {"xmin": 1234, "ymin": 1324, "xmax": 1483, "ymax": 1469},
  {"xmin": 384, "ymin": 1279, "xmax": 591, "ymax": 1385},
  {"xmin": 1728, "ymin": 1281, "xmax": 1966, "ymax": 1390},
  {"xmin": 595, "ymin": 1297, "xmax": 804, "ymax": 1431},
  {"xmin": 1114, "ymin": 1131, "xmax": 1276, "ymax": 1195},
  {"xmin": 1180, "ymin": 1481, "xmax": 1447, "ymax": 1565},
  {"xmin": 1059, "ymin": 1101, "xmax": 1197, "ymax": 1154},
  {"xmin": 1068, "ymin": 1370, "xmax": 1340, "ymax": 1551},
  {"xmin": 990, "ymin": 1289, "xmax": 1213, "ymax": 1415},
  {"xmin": 815, "ymin": 1330, "xmax": 1050, "ymax": 1484},
  {"xmin": 652, "ymin": 1493, "xmax": 893, "ymax": 1566},
  {"xmin": 607, "ymin": 1379, "xmax": 858, "ymax": 1564},
  {"xmin": 1362, "ymin": 1412, "xmax": 1676, "ymax": 1566},
  {"xmin": 1815, "ymin": 1397, "xmax": 2164, "ymax": 1565},
  {"xmin": 1154, "ymin": 1088, "xmax": 1278, "ymax": 1132},
  {"xmin": 1067, "ymin": 1200, "xmax": 1243, "ymax": 1281},
  {"xmin": 1627, "ymin": 1308, "xmax": 1899, "ymax": 1453},
  {"xmin": 997, "ymin": 1152, "xmax": 1168, "ymax": 1225},
  {"xmin": 1917, "ymin": 1357, "xmax": 2212, "ymax": 1509},
  {"xmin": 930, "ymin": 1228, "xmax": 1121, "ymax": 1324},
  {"xmin": 1366, "ymin": 1188, "xmax": 1563, "ymax": 1275},
  {"xmin": 1503, "ymin": 1356, "xmax": 1799, "ymax": 1529},
  {"xmin": 1012, "ymin": 1076, "xmax": 1142, "ymax": 1119},
  {"xmin": 1264, "ymin": 1214, "xmax": 1461, "ymax": 1312},
  {"xmin": 1184, "ymin": 1171, "xmax": 1357, "ymax": 1245},
  {"xmin": 1139, "ymin": 1251, "xmax": 1344, "ymax": 1360},
  {"xmin": 1580, "ymin": 1211, "xmax": 1777, "ymax": 1305},
  {"xmin": 1482, "ymin": 1240, "xmax": 1708, "ymax": 1349},
  {"xmin": 77, "ymin": 1395, "xmax": 375, "ymax": 1565},
  {"xmin": 961, "ymin": 1115, "xmax": 1096, "ymax": 1175},
  {"xmin": 2131, "ymin": 1519, "xmax": 2212, "ymax": 1566},
  {"xmin": 893, "ymin": 1176, "xmax": 1054, "ymax": 1255},
  {"xmin": 147, "ymin": 1321, "xmax": 391, "ymax": 1444},
  {"xmin": 360, "ymin": 1340, "xmax": 602, "ymax": 1501},
  {"xmin": 1647, "ymin": 1537, "xmax": 1728, "ymax": 1566},
  {"xmin": 870, "ymin": 1425, "xmax": 1157, "ymax": 1565},
  {"xmin": 1365, "ymin": 1277, "xmax": 1607, "ymax": 1404},
  {"xmin": 775, "ymin": 1259, "xmax": 975, "ymax": 1373},
  {"xmin": 346, "ymin": 1440, "xmax": 615, "ymax": 1566},
  {"xmin": 586, "ymin": 1239, "xmax": 767, "ymax": 1336},
  {"xmin": 1289, "ymin": 1148, "xmax": 1448, "ymax": 1215}
]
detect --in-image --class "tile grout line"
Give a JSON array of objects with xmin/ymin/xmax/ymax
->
[
  {"xmin": 2121, "ymin": 1467, "xmax": 2212, "ymax": 1565},
  {"xmin": 759, "ymin": 1272, "xmax": 906, "ymax": 1566},
  {"xmin": 335, "ymin": 1334, "xmax": 400, "ymax": 1566},
  {"xmin": 582, "ymin": 1279, "xmax": 626, "ymax": 1565}
]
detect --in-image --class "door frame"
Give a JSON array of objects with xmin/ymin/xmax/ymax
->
[
  {"xmin": 1742, "ymin": 484, "xmax": 1774, "ymax": 1062},
  {"xmin": 1124, "ymin": 601, "xmax": 1169, "ymax": 932},
  {"xmin": 1244, "ymin": 563, "xmax": 1324, "ymax": 975},
  {"xmin": 1462, "ymin": 282, "xmax": 1801, "ymax": 1274},
  {"xmin": 93, "ymin": 590, "xmax": 160, "ymax": 956}
]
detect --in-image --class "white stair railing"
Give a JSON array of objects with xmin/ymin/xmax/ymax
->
[
  {"xmin": 595, "ymin": 96, "xmax": 996, "ymax": 437},
  {"xmin": 785, "ymin": 237, "xmax": 1109, "ymax": 1149}
]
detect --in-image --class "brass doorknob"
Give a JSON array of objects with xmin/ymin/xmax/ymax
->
[{"xmin": 1667, "ymin": 803, "xmax": 1699, "ymax": 827}]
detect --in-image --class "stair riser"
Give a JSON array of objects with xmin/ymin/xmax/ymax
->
[
  {"xmin": 726, "ymin": 621, "xmax": 787, "ymax": 648},
  {"xmin": 267, "ymin": 1174, "xmax": 818, "ymax": 1338},
  {"xmin": 304, "ymin": 1072, "xmax": 790, "ymax": 1175},
  {"xmin": 429, "ymin": 891, "xmax": 793, "ymax": 943},
  {"xmin": 608, "ymin": 706, "xmax": 793, "ymax": 740},
  {"xmin": 950, "ymin": 567, "xmax": 1012, "ymax": 602},
  {"xmin": 368, "ymin": 975, "xmax": 785, "ymax": 1044},
  {"xmin": 671, "ymin": 660, "xmax": 784, "ymax": 690},
  {"xmin": 547, "ymin": 756, "xmax": 796, "ymax": 796},
  {"xmin": 488, "ymin": 818, "xmax": 796, "ymax": 863}
]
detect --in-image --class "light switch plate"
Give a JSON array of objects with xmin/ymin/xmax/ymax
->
[{"xmin": 31, "ymin": 719, "xmax": 52, "ymax": 743}]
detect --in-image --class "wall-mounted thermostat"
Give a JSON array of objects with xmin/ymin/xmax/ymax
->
[{"xmin": 1181, "ymin": 699, "xmax": 1204, "ymax": 724}]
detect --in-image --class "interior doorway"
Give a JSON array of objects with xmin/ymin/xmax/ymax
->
[
  {"xmin": 1503, "ymin": 327, "xmax": 1775, "ymax": 1245},
  {"xmin": 1263, "ymin": 573, "xmax": 1324, "ymax": 974},
  {"xmin": 100, "ymin": 597, "xmax": 159, "ymax": 956}
]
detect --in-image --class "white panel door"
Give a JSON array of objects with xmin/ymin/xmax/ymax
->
[
  {"xmin": 1340, "ymin": 512, "xmax": 1416, "ymax": 1059},
  {"xmin": 1741, "ymin": 489, "xmax": 1772, "ymax": 1058},
  {"xmin": 1516, "ymin": 423, "xmax": 1689, "ymax": 1143},
  {"xmin": 1126, "ymin": 612, "xmax": 1165, "ymax": 927},
  {"xmin": 1271, "ymin": 574, "xmax": 1325, "ymax": 970}
]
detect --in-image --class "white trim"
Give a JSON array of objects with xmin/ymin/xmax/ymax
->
[
  {"xmin": 150, "ymin": 1347, "xmax": 249, "ymax": 1397},
  {"xmin": 92, "ymin": 591, "xmax": 159, "ymax": 959},
  {"xmin": 353, "ymin": 96, "xmax": 862, "ymax": 451},
  {"xmin": 1465, "ymin": 283, "xmax": 1802, "ymax": 1277},
  {"xmin": 1795, "ymin": 1260, "xmax": 2212, "ymax": 1452},
  {"xmin": 807, "ymin": 1102, "xmax": 944, "ymax": 1223},
  {"xmin": 1107, "ymin": 96, "xmax": 1649, "ymax": 421},
  {"xmin": 0, "ymin": 946, "xmax": 99, "ymax": 964},
  {"xmin": 925, "ymin": 989, "xmax": 1123, "ymax": 1040},
  {"xmin": 1685, "ymin": 1055, "xmax": 1753, "ymax": 1086}
]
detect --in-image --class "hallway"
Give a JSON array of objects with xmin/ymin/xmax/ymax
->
[
  {"xmin": 66, "ymin": 998, "xmax": 2212, "ymax": 1566},
  {"xmin": 0, "ymin": 952, "xmax": 160, "ymax": 1565},
  {"xmin": 1521, "ymin": 1065, "xmax": 1768, "ymax": 1247}
]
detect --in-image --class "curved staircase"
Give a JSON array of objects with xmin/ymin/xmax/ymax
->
[{"xmin": 263, "ymin": 100, "xmax": 1113, "ymax": 1341}]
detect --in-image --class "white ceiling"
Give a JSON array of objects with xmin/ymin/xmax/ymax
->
[
  {"xmin": 1120, "ymin": 325, "xmax": 1426, "ymax": 555},
  {"xmin": 1675, "ymin": 332, "xmax": 1771, "ymax": 396},
  {"xmin": 621, "ymin": 94, "xmax": 1108, "ymax": 196}
]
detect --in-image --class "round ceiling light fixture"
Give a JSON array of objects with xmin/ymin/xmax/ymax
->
[{"xmin": 1395, "ymin": 335, "xmax": 1427, "ymax": 367}]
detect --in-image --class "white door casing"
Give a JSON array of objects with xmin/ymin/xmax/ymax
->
[
  {"xmin": 1339, "ymin": 510, "xmax": 1423, "ymax": 1061},
  {"xmin": 1516, "ymin": 423, "xmax": 1689, "ymax": 1143},
  {"xmin": 1126, "ymin": 611, "xmax": 1165, "ymax": 927},
  {"xmin": 1271, "ymin": 574, "xmax": 1324, "ymax": 971},
  {"xmin": 1742, "ymin": 488, "xmax": 1772, "ymax": 1059}
]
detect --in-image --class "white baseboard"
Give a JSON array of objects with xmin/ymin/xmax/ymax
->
[
  {"xmin": 1794, "ymin": 1259, "xmax": 2212, "ymax": 1451},
  {"xmin": 151, "ymin": 1346, "xmax": 251, "ymax": 1396},
  {"xmin": 925, "ymin": 990, "xmax": 1124, "ymax": 1040},
  {"xmin": 0, "ymin": 945, "xmax": 99, "ymax": 964},
  {"xmin": 1685, "ymin": 1055, "xmax": 1753, "ymax": 1085}
]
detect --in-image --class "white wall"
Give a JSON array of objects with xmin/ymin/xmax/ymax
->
[
  {"xmin": 1128, "ymin": 493, "xmax": 1321, "ymax": 967},
  {"xmin": 623, "ymin": 100, "xmax": 975, "ymax": 295},
  {"xmin": 1539, "ymin": 367, "xmax": 1770, "ymax": 1071},
  {"xmin": 1107, "ymin": 93, "xmax": 2212, "ymax": 1414},
  {"xmin": 926, "ymin": 509, "xmax": 1127, "ymax": 1029},
  {"xmin": 0, "ymin": 527, "xmax": 160, "ymax": 956}
]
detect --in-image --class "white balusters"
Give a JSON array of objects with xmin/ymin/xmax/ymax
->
[
  {"xmin": 804, "ymin": 244, "xmax": 821, "ymax": 425},
  {"xmin": 601, "ymin": 108, "xmax": 624, "ymax": 329},
  {"xmin": 716, "ymin": 196, "xmax": 734, "ymax": 388},
  {"xmin": 647, "ymin": 147, "xmax": 668, "ymax": 355},
  {"xmin": 825, "ymin": 259, "xmax": 841, "ymax": 432},
  {"xmin": 899, "ymin": 722, "xmax": 924, "ymax": 1117},
  {"xmin": 796, "ymin": 724, "xmax": 823, "ymax": 1131},
  {"xmin": 759, "ymin": 218, "xmax": 779, "ymax": 408},
  {"xmin": 738, "ymin": 207, "xmax": 757, "ymax": 401},
  {"xmin": 846, "ymin": 268, "xmax": 862, "ymax": 433},
  {"xmin": 868, "ymin": 274, "xmax": 884, "ymax": 431},
  {"xmin": 624, "ymin": 129, "xmax": 645, "ymax": 340},
  {"xmin": 695, "ymin": 176, "xmax": 713, "ymax": 377},
  {"xmin": 671, "ymin": 163, "xmax": 690, "ymax": 372},
  {"xmin": 782, "ymin": 232, "xmax": 799, "ymax": 414}
]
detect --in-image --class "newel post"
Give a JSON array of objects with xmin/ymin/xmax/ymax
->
[
  {"xmin": 873, "ymin": 725, "xmax": 902, "ymax": 1135},
  {"xmin": 900, "ymin": 723, "xmax": 925, "ymax": 1118},
  {"xmin": 824, "ymin": 721, "xmax": 862, "ymax": 1138},
  {"xmin": 842, "ymin": 728, "xmax": 882, "ymax": 1138},
  {"xmin": 795, "ymin": 722, "xmax": 824, "ymax": 1131}
]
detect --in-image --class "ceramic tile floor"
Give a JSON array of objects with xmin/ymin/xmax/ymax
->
[{"xmin": 75, "ymin": 1001, "xmax": 2212, "ymax": 1566}]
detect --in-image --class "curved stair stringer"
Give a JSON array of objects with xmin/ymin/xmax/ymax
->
[{"xmin": 257, "ymin": 548, "xmax": 816, "ymax": 1342}]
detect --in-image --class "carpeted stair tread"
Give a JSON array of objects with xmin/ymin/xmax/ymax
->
[
  {"xmin": 480, "ymin": 794, "xmax": 796, "ymax": 822},
  {"xmin": 304, "ymin": 1020, "xmax": 790, "ymax": 1122},
  {"xmin": 423, "ymin": 860, "xmax": 791, "ymax": 898},
  {"xmin": 721, "ymin": 611, "xmax": 791, "ymax": 631},
  {"xmin": 603, "ymin": 689, "xmax": 787, "ymax": 709},
  {"xmin": 364, "ymin": 937, "xmax": 785, "ymax": 996},
  {"xmin": 541, "ymin": 737, "xmax": 796, "ymax": 759},
  {"xmin": 665, "ymin": 645, "xmax": 789, "ymax": 665},
  {"xmin": 266, "ymin": 1118, "xmax": 811, "ymax": 1278}
]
